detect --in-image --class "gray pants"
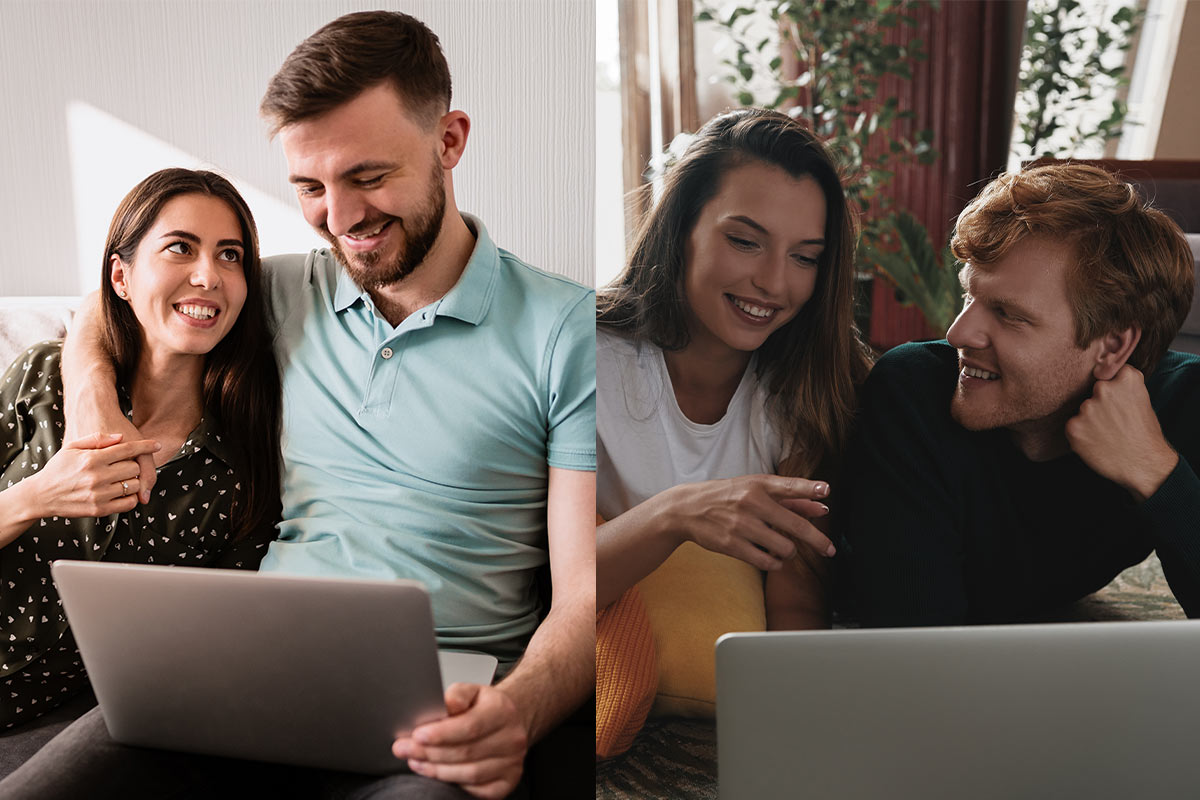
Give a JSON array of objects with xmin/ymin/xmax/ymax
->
[
  {"xmin": 0, "ymin": 691, "xmax": 98, "ymax": 782},
  {"xmin": 0, "ymin": 706, "xmax": 488, "ymax": 800}
]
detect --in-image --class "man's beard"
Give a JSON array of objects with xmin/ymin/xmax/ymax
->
[{"xmin": 323, "ymin": 162, "xmax": 446, "ymax": 291}]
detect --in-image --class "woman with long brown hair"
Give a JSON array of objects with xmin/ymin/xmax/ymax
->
[
  {"xmin": 598, "ymin": 108, "xmax": 872, "ymax": 619},
  {"xmin": 0, "ymin": 168, "xmax": 281, "ymax": 740},
  {"xmin": 596, "ymin": 108, "xmax": 873, "ymax": 759}
]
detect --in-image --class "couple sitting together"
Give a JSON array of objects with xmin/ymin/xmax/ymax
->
[
  {"xmin": 1, "ymin": 10, "xmax": 594, "ymax": 800},
  {"xmin": 596, "ymin": 103, "xmax": 1199, "ymax": 753}
]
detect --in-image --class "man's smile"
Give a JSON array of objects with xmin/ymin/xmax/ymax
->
[
  {"xmin": 961, "ymin": 365, "xmax": 1000, "ymax": 381},
  {"xmin": 340, "ymin": 219, "xmax": 395, "ymax": 251}
]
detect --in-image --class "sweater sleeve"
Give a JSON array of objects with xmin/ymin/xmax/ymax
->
[
  {"xmin": 1136, "ymin": 456, "xmax": 1200, "ymax": 616},
  {"xmin": 1137, "ymin": 354, "xmax": 1200, "ymax": 617},
  {"xmin": 839, "ymin": 344, "xmax": 969, "ymax": 627}
]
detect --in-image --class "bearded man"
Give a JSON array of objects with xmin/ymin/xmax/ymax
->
[
  {"xmin": 841, "ymin": 163, "xmax": 1200, "ymax": 627},
  {"xmin": 7, "ymin": 11, "xmax": 594, "ymax": 800}
]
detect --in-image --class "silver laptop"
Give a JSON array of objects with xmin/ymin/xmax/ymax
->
[
  {"xmin": 717, "ymin": 622, "xmax": 1200, "ymax": 800},
  {"xmin": 51, "ymin": 560, "xmax": 498, "ymax": 775}
]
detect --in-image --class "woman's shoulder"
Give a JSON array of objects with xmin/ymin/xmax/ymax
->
[
  {"xmin": 598, "ymin": 326, "xmax": 653, "ymax": 370},
  {"xmin": 596, "ymin": 326, "xmax": 671, "ymax": 425},
  {"xmin": 597, "ymin": 324, "xmax": 639, "ymax": 352},
  {"xmin": 3, "ymin": 338, "xmax": 64, "ymax": 368},
  {"xmin": 1, "ymin": 339, "xmax": 65, "ymax": 398},
  {"xmin": 598, "ymin": 324, "xmax": 667, "ymax": 359},
  {"xmin": 598, "ymin": 322, "xmax": 668, "ymax": 364}
]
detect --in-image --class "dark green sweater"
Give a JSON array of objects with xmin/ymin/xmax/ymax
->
[{"xmin": 840, "ymin": 341, "xmax": 1200, "ymax": 627}]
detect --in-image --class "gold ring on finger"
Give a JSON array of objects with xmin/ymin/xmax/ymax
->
[{"xmin": 121, "ymin": 481, "xmax": 130, "ymax": 496}]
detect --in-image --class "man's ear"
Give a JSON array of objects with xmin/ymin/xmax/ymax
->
[
  {"xmin": 437, "ymin": 110, "xmax": 470, "ymax": 170},
  {"xmin": 109, "ymin": 254, "xmax": 129, "ymax": 300},
  {"xmin": 1093, "ymin": 326, "xmax": 1141, "ymax": 380}
]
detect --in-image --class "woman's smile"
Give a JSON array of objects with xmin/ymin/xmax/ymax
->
[
  {"xmin": 683, "ymin": 161, "xmax": 827, "ymax": 358},
  {"xmin": 112, "ymin": 193, "xmax": 247, "ymax": 362},
  {"xmin": 727, "ymin": 293, "xmax": 781, "ymax": 324}
]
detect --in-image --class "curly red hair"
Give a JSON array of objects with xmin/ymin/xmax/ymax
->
[{"xmin": 951, "ymin": 163, "xmax": 1194, "ymax": 373}]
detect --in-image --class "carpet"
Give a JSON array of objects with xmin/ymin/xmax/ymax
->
[{"xmin": 595, "ymin": 553, "xmax": 1184, "ymax": 800}]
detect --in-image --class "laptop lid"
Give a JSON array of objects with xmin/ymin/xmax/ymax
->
[
  {"xmin": 51, "ymin": 560, "xmax": 496, "ymax": 775},
  {"xmin": 716, "ymin": 622, "xmax": 1200, "ymax": 800}
]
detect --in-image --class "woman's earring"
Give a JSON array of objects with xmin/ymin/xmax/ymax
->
[{"xmin": 117, "ymin": 288, "xmax": 128, "ymax": 299}]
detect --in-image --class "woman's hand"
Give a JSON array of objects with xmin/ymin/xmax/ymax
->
[
  {"xmin": 597, "ymin": 474, "xmax": 833, "ymax": 609},
  {"xmin": 22, "ymin": 432, "xmax": 160, "ymax": 519},
  {"xmin": 663, "ymin": 474, "xmax": 834, "ymax": 570}
]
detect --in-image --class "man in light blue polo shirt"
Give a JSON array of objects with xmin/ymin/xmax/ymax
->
[
  {"xmin": 40, "ymin": 10, "xmax": 594, "ymax": 800},
  {"xmin": 262, "ymin": 213, "xmax": 594, "ymax": 673}
]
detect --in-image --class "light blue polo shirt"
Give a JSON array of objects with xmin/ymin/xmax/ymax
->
[{"xmin": 257, "ymin": 216, "xmax": 595, "ymax": 670}]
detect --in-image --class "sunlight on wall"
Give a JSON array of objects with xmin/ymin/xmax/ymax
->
[{"xmin": 66, "ymin": 101, "xmax": 323, "ymax": 293}]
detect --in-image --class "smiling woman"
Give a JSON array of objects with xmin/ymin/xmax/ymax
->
[
  {"xmin": 682, "ymin": 161, "xmax": 826, "ymax": 366},
  {"xmin": 594, "ymin": 108, "xmax": 874, "ymax": 756},
  {"xmin": 596, "ymin": 108, "xmax": 871, "ymax": 608},
  {"xmin": 109, "ymin": 193, "xmax": 248, "ymax": 363},
  {"xmin": 0, "ymin": 168, "xmax": 281, "ymax": 738}
]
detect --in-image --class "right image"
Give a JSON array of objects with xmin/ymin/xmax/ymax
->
[{"xmin": 595, "ymin": 1, "xmax": 1200, "ymax": 798}]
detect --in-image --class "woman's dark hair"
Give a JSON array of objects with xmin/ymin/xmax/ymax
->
[
  {"xmin": 100, "ymin": 168, "xmax": 281, "ymax": 539},
  {"xmin": 597, "ymin": 108, "xmax": 873, "ymax": 476}
]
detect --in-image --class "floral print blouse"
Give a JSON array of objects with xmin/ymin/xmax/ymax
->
[{"xmin": 0, "ymin": 341, "xmax": 275, "ymax": 729}]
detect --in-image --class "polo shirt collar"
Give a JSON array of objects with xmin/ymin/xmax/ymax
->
[
  {"xmin": 333, "ymin": 263, "xmax": 364, "ymax": 313},
  {"xmin": 331, "ymin": 214, "xmax": 498, "ymax": 326}
]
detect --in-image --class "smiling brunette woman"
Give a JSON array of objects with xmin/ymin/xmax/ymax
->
[
  {"xmin": 0, "ymin": 169, "xmax": 281, "ymax": 741},
  {"xmin": 595, "ymin": 109, "xmax": 873, "ymax": 757}
]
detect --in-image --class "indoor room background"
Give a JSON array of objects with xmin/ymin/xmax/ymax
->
[{"xmin": 0, "ymin": 0, "xmax": 595, "ymax": 296}]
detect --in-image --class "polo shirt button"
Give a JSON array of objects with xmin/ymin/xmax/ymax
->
[{"xmin": 381, "ymin": 347, "xmax": 394, "ymax": 360}]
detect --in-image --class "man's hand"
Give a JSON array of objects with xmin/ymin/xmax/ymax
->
[
  {"xmin": 392, "ymin": 683, "xmax": 528, "ymax": 799},
  {"xmin": 60, "ymin": 291, "xmax": 157, "ymax": 503},
  {"xmin": 1066, "ymin": 364, "xmax": 1179, "ymax": 502}
]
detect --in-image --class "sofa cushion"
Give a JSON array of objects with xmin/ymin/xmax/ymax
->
[
  {"xmin": 638, "ymin": 542, "xmax": 766, "ymax": 718},
  {"xmin": 0, "ymin": 298, "xmax": 77, "ymax": 371}
]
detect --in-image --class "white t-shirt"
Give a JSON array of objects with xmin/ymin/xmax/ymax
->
[{"xmin": 596, "ymin": 326, "xmax": 784, "ymax": 520}]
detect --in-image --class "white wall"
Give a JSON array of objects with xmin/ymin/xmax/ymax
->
[{"xmin": 0, "ymin": 0, "xmax": 594, "ymax": 295}]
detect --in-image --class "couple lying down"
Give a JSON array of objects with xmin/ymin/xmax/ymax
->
[{"xmin": 596, "ymin": 109, "xmax": 1200, "ymax": 756}]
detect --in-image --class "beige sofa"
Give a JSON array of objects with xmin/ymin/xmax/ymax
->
[{"xmin": 0, "ymin": 297, "xmax": 77, "ymax": 369}]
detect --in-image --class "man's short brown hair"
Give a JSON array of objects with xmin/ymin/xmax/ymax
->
[
  {"xmin": 951, "ymin": 163, "xmax": 1194, "ymax": 374},
  {"xmin": 260, "ymin": 10, "xmax": 451, "ymax": 135}
]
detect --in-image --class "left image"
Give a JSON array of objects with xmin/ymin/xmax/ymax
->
[{"xmin": 0, "ymin": 3, "xmax": 596, "ymax": 799}]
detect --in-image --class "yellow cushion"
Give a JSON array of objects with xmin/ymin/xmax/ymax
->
[
  {"xmin": 595, "ymin": 586, "xmax": 658, "ymax": 758},
  {"xmin": 637, "ymin": 541, "xmax": 766, "ymax": 717}
]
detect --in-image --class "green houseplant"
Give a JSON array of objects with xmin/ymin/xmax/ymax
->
[{"xmin": 1011, "ymin": 0, "xmax": 1143, "ymax": 162}]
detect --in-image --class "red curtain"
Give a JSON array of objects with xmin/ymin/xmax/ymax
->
[{"xmin": 866, "ymin": 1, "xmax": 1020, "ymax": 348}]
